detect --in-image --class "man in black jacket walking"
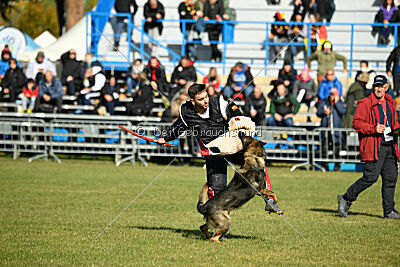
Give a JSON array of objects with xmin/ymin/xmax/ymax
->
[{"xmin": 386, "ymin": 46, "xmax": 400, "ymax": 96}]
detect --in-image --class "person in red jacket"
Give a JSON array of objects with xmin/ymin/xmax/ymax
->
[
  {"xmin": 21, "ymin": 78, "xmax": 39, "ymax": 113},
  {"xmin": 338, "ymin": 75, "xmax": 400, "ymax": 219}
]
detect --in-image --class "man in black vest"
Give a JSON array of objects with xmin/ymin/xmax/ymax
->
[{"xmin": 156, "ymin": 83, "xmax": 282, "ymax": 214}]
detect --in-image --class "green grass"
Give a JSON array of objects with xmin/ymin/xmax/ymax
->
[{"xmin": 0, "ymin": 157, "xmax": 399, "ymax": 265}]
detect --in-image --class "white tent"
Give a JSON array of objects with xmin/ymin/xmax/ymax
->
[
  {"xmin": 18, "ymin": 17, "xmax": 87, "ymax": 62},
  {"xmin": 34, "ymin": 31, "xmax": 57, "ymax": 48}
]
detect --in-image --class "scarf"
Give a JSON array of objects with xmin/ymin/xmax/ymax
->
[{"xmin": 184, "ymin": 0, "xmax": 196, "ymax": 18}]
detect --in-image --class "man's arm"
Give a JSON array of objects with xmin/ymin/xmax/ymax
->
[
  {"xmin": 160, "ymin": 115, "xmax": 188, "ymax": 142},
  {"xmin": 307, "ymin": 52, "xmax": 317, "ymax": 70},
  {"xmin": 290, "ymin": 95, "xmax": 300, "ymax": 114}
]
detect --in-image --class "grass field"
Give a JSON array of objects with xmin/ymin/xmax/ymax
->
[{"xmin": 1, "ymin": 156, "xmax": 400, "ymax": 265}]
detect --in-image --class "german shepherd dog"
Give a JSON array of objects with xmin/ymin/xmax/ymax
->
[{"xmin": 197, "ymin": 136, "xmax": 278, "ymax": 243}]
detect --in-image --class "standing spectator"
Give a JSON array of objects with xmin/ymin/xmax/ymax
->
[
  {"xmin": 268, "ymin": 12, "xmax": 289, "ymax": 63},
  {"xmin": 170, "ymin": 56, "xmax": 197, "ymax": 99},
  {"xmin": 113, "ymin": 0, "xmax": 138, "ymax": 50},
  {"xmin": 144, "ymin": 0, "xmax": 165, "ymax": 57},
  {"xmin": 126, "ymin": 58, "xmax": 144, "ymax": 95},
  {"xmin": 203, "ymin": 0, "xmax": 229, "ymax": 61},
  {"xmin": 278, "ymin": 60, "xmax": 298, "ymax": 93},
  {"xmin": 244, "ymin": 86, "xmax": 267, "ymax": 126},
  {"xmin": 386, "ymin": 45, "xmax": 400, "ymax": 96},
  {"xmin": 285, "ymin": 12, "xmax": 306, "ymax": 63},
  {"xmin": 61, "ymin": 49, "xmax": 82, "ymax": 96},
  {"xmin": 102, "ymin": 76, "xmax": 121, "ymax": 115},
  {"xmin": 307, "ymin": 41, "xmax": 347, "ymax": 85},
  {"xmin": 202, "ymin": 67, "xmax": 221, "ymax": 93},
  {"xmin": 306, "ymin": 13, "xmax": 328, "ymax": 54},
  {"xmin": 318, "ymin": 70, "xmax": 343, "ymax": 100},
  {"xmin": 1, "ymin": 59, "xmax": 26, "ymax": 103},
  {"xmin": 314, "ymin": 0, "xmax": 335, "ymax": 23},
  {"xmin": 337, "ymin": 75, "xmax": 400, "ymax": 219},
  {"xmin": 292, "ymin": 66, "xmax": 317, "ymax": 111},
  {"xmin": 223, "ymin": 62, "xmax": 255, "ymax": 99},
  {"xmin": 316, "ymin": 87, "xmax": 346, "ymax": 171},
  {"xmin": 291, "ymin": 0, "xmax": 314, "ymax": 21},
  {"xmin": 79, "ymin": 66, "xmax": 106, "ymax": 106},
  {"xmin": 25, "ymin": 51, "xmax": 56, "ymax": 83},
  {"xmin": 355, "ymin": 60, "xmax": 376, "ymax": 90},
  {"xmin": 144, "ymin": 57, "xmax": 169, "ymax": 95},
  {"xmin": 81, "ymin": 53, "xmax": 103, "ymax": 79},
  {"xmin": 374, "ymin": 0, "xmax": 397, "ymax": 45},
  {"xmin": 267, "ymin": 83, "xmax": 300, "ymax": 127},
  {"xmin": 37, "ymin": 71, "xmax": 63, "ymax": 113},
  {"xmin": 21, "ymin": 79, "xmax": 38, "ymax": 113},
  {"xmin": 343, "ymin": 72, "xmax": 369, "ymax": 128},
  {"xmin": 126, "ymin": 76, "xmax": 155, "ymax": 116},
  {"xmin": 178, "ymin": 0, "xmax": 198, "ymax": 60},
  {"xmin": 0, "ymin": 45, "xmax": 12, "ymax": 79}
]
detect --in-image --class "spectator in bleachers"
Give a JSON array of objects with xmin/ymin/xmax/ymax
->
[
  {"xmin": 307, "ymin": 41, "xmax": 347, "ymax": 85},
  {"xmin": 171, "ymin": 55, "xmax": 197, "ymax": 99},
  {"xmin": 223, "ymin": 62, "xmax": 254, "ymax": 100},
  {"xmin": 61, "ymin": 49, "xmax": 82, "ymax": 96},
  {"xmin": 386, "ymin": 45, "xmax": 400, "ymax": 96},
  {"xmin": 343, "ymin": 72, "xmax": 369, "ymax": 128},
  {"xmin": 285, "ymin": 12, "xmax": 306, "ymax": 63},
  {"xmin": 268, "ymin": 12, "xmax": 289, "ymax": 63},
  {"xmin": 316, "ymin": 87, "xmax": 346, "ymax": 171},
  {"xmin": 291, "ymin": 0, "xmax": 313, "ymax": 21},
  {"xmin": 81, "ymin": 53, "xmax": 103, "ymax": 79},
  {"xmin": 202, "ymin": 67, "xmax": 221, "ymax": 93},
  {"xmin": 306, "ymin": 13, "xmax": 327, "ymax": 54},
  {"xmin": 206, "ymin": 84, "xmax": 219, "ymax": 98},
  {"xmin": 25, "ymin": 51, "xmax": 56, "ymax": 83},
  {"xmin": 292, "ymin": 66, "xmax": 317, "ymax": 111},
  {"xmin": 0, "ymin": 45, "xmax": 12, "ymax": 79},
  {"xmin": 1, "ymin": 59, "xmax": 26, "ymax": 104},
  {"xmin": 113, "ymin": 0, "xmax": 138, "ymax": 50},
  {"xmin": 21, "ymin": 79, "xmax": 38, "ymax": 114},
  {"xmin": 355, "ymin": 60, "xmax": 376, "ymax": 90},
  {"xmin": 267, "ymin": 82, "xmax": 300, "ymax": 127},
  {"xmin": 79, "ymin": 66, "xmax": 106, "ymax": 106},
  {"xmin": 144, "ymin": 57, "xmax": 169, "ymax": 96},
  {"xmin": 171, "ymin": 88, "xmax": 189, "ymax": 120},
  {"xmin": 244, "ymin": 86, "xmax": 267, "ymax": 126},
  {"xmin": 126, "ymin": 75, "xmax": 155, "ymax": 116},
  {"xmin": 126, "ymin": 58, "xmax": 144, "ymax": 95},
  {"xmin": 37, "ymin": 70, "xmax": 63, "ymax": 113},
  {"xmin": 278, "ymin": 60, "xmax": 298, "ymax": 93},
  {"xmin": 374, "ymin": 0, "xmax": 397, "ymax": 45},
  {"xmin": 318, "ymin": 69, "xmax": 342, "ymax": 101},
  {"xmin": 102, "ymin": 76, "xmax": 121, "ymax": 115},
  {"xmin": 178, "ymin": 0, "xmax": 198, "ymax": 60},
  {"xmin": 313, "ymin": 0, "xmax": 335, "ymax": 24},
  {"xmin": 144, "ymin": 0, "xmax": 165, "ymax": 57},
  {"xmin": 203, "ymin": 0, "xmax": 229, "ymax": 61}
]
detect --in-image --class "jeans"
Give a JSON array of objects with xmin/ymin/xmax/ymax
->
[
  {"xmin": 22, "ymin": 96, "xmax": 36, "ymax": 111},
  {"xmin": 105, "ymin": 99, "xmax": 119, "ymax": 115},
  {"xmin": 223, "ymin": 85, "xmax": 254, "ymax": 99},
  {"xmin": 126, "ymin": 76, "xmax": 139, "ymax": 94},
  {"xmin": 285, "ymin": 41, "xmax": 306, "ymax": 63},
  {"xmin": 148, "ymin": 27, "xmax": 160, "ymax": 57},
  {"xmin": 267, "ymin": 116, "xmax": 293, "ymax": 127}
]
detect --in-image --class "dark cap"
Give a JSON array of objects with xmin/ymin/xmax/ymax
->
[
  {"xmin": 283, "ymin": 59, "xmax": 292, "ymax": 66},
  {"xmin": 373, "ymin": 75, "xmax": 388, "ymax": 87},
  {"xmin": 36, "ymin": 51, "xmax": 45, "ymax": 58}
]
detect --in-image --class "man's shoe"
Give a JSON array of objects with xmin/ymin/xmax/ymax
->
[
  {"xmin": 265, "ymin": 198, "xmax": 284, "ymax": 215},
  {"xmin": 385, "ymin": 210, "xmax": 400, "ymax": 219},
  {"xmin": 337, "ymin": 195, "xmax": 351, "ymax": 217}
]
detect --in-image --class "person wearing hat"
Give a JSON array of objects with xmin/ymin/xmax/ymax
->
[
  {"xmin": 25, "ymin": 51, "xmax": 56, "ymax": 83},
  {"xmin": 338, "ymin": 75, "xmax": 400, "ymax": 219},
  {"xmin": 343, "ymin": 72, "xmax": 370, "ymax": 128},
  {"xmin": 0, "ymin": 45, "xmax": 12, "ymax": 79}
]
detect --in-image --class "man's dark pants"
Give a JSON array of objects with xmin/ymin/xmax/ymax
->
[{"xmin": 344, "ymin": 145, "xmax": 398, "ymax": 215}]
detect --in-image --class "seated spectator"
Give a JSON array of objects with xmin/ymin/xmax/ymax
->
[
  {"xmin": 127, "ymin": 59, "xmax": 144, "ymax": 95},
  {"xmin": 0, "ymin": 45, "xmax": 12, "ymax": 79},
  {"xmin": 25, "ymin": 51, "xmax": 56, "ymax": 83},
  {"xmin": 306, "ymin": 13, "xmax": 328, "ymax": 54},
  {"xmin": 1, "ymin": 58, "xmax": 26, "ymax": 103},
  {"xmin": 313, "ymin": 0, "xmax": 335, "ymax": 23},
  {"xmin": 202, "ymin": 67, "xmax": 221, "ymax": 93},
  {"xmin": 244, "ymin": 86, "xmax": 267, "ymax": 126},
  {"xmin": 343, "ymin": 72, "xmax": 369, "ymax": 128},
  {"xmin": 81, "ymin": 52, "xmax": 103, "ymax": 79},
  {"xmin": 21, "ymin": 79, "xmax": 38, "ymax": 113},
  {"xmin": 374, "ymin": 0, "xmax": 397, "ymax": 45},
  {"xmin": 38, "ymin": 71, "xmax": 63, "ymax": 113},
  {"xmin": 268, "ymin": 12, "xmax": 289, "ymax": 62},
  {"xmin": 318, "ymin": 70, "xmax": 342, "ymax": 101},
  {"xmin": 285, "ymin": 12, "xmax": 306, "ymax": 63},
  {"xmin": 144, "ymin": 0, "xmax": 165, "ymax": 57},
  {"xmin": 102, "ymin": 76, "xmax": 121, "ymax": 115},
  {"xmin": 267, "ymin": 82, "xmax": 300, "ymax": 127},
  {"xmin": 278, "ymin": 60, "xmax": 298, "ymax": 93},
  {"xmin": 223, "ymin": 62, "xmax": 255, "ymax": 99},
  {"xmin": 79, "ymin": 66, "xmax": 106, "ymax": 106},
  {"xmin": 292, "ymin": 66, "xmax": 317, "ymax": 111},
  {"xmin": 170, "ymin": 55, "xmax": 197, "ymax": 99},
  {"xmin": 355, "ymin": 60, "xmax": 376, "ymax": 90},
  {"xmin": 308, "ymin": 41, "xmax": 347, "ymax": 85},
  {"xmin": 178, "ymin": 0, "xmax": 198, "ymax": 60},
  {"xmin": 206, "ymin": 84, "xmax": 218, "ymax": 98},
  {"xmin": 316, "ymin": 88, "xmax": 346, "ymax": 171},
  {"xmin": 126, "ymin": 76, "xmax": 155, "ymax": 116},
  {"xmin": 61, "ymin": 49, "xmax": 82, "ymax": 96},
  {"xmin": 144, "ymin": 57, "xmax": 169, "ymax": 96}
]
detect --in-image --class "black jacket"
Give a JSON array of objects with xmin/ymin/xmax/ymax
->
[
  {"xmin": 387, "ymin": 46, "xmax": 400, "ymax": 74},
  {"xmin": 203, "ymin": 0, "xmax": 224, "ymax": 31},
  {"xmin": 178, "ymin": 1, "xmax": 196, "ymax": 32},
  {"xmin": 143, "ymin": 0, "xmax": 165, "ymax": 34},
  {"xmin": 244, "ymin": 94, "xmax": 267, "ymax": 125},
  {"xmin": 2, "ymin": 67, "xmax": 26, "ymax": 94},
  {"xmin": 61, "ymin": 51, "xmax": 82, "ymax": 85},
  {"xmin": 127, "ymin": 83, "xmax": 154, "ymax": 115},
  {"xmin": 114, "ymin": 0, "xmax": 138, "ymax": 15},
  {"xmin": 171, "ymin": 63, "xmax": 197, "ymax": 84},
  {"xmin": 144, "ymin": 61, "xmax": 169, "ymax": 95},
  {"xmin": 102, "ymin": 83, "xmax": 121, "ymax": 100},
  {"xmin": 278, "ymin": 68, "xmax": 298, "ymax": 90}
]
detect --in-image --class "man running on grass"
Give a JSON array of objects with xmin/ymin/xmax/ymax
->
[{"xmin": 156, "ymin": 83, "xmax": 283, "ymax": 214}]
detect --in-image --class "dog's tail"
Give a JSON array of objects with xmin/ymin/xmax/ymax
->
[{"xmin": 197, "ymin": 183, "xmax": 209, "ymax": 215}]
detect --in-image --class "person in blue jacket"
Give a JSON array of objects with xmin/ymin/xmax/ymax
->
[
  {"xmin": 37, "ymin": 71, "xmax": 63, "ymax": 113},
  {"xmin": 318, "ymin": 69, "xmax": 343, "ymax": 101}
]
